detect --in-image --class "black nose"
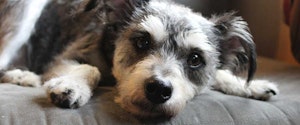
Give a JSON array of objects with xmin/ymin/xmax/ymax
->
[{"xmin": 145, "ymin": 78, "xmax": 173, "ymax": 104}]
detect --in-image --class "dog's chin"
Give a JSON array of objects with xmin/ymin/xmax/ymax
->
[{"xmin": 115, "ymin": 97, "xmax": 181, "ymax": 118}]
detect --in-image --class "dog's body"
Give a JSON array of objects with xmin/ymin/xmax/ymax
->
[{"xmin": 0, "ymin": 0, "xmax": 278, "ymax": 117}]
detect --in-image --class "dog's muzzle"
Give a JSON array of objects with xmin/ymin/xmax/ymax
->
[{"xmin": 144, "ymin": 77, "xmax": 173, "ymax": 104}]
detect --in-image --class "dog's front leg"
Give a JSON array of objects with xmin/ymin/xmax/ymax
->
[
  {"xmin": 43, "ymin": 60, "xmax": 101, "ymax": 108},
  {"xmin": 212, "ymin": 70, "xmax": 279, "ymax": 100}
]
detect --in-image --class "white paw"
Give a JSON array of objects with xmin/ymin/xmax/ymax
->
[
  {"xmin": 44, "ymin": 76, "xmax": 92, "ymax": 108},
  {"xmin": 248, "ymin": 80, "xmax": 279, "ymax": 100},
  {"xmin": 0, "ymin": 69, "xmax": 41, "ymax": 87}
]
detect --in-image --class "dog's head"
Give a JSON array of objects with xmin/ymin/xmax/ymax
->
[{"xmin": 111, "ymin": 0, "xmax": 256, "ymax": 117}]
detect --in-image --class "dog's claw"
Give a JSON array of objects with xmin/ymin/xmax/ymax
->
[
  {"xmin": 49, "ymin": 90, "xmax": 79, "ymax": 109},
  {"xmin": 266, "ymin": 89, "xmax": 277, "ymax": 95},
  {"xmin": 61, "ymin": 99, "xmax": 71, "ymax": 108},
  {"xmin": 44, "ymin": 76, "xmax": 92, "ymax": 109},
  {"xmin": 62, "ymin": 89, "xmax": 73, "ymax": 95},
  {"xmin": 248, "ymin": 80, "xmax": 279, "ymax": 100},
  {"xmin": 50, "ymin": 92, "xmax": 57, "ymax": 101}
]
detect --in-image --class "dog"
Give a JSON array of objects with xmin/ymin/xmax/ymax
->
[{"xmin": 0, "ymin": 0, "xmax": 278, "ymax": 117}]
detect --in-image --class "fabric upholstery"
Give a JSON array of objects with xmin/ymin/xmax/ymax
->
[{"xmin": 0, "ymin": 57, "xmax": 300, "ymax": 125}]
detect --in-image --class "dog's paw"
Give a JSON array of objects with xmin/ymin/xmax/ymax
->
[
  {"xmin": 44, "ymin": 76, "xmax": 92, "ymax": 109},
  {"xmin": 248, "ymin": 80, "xmax": 279, "ymax": 100},
  {"xmin": 0, "ymin": 69, "xmax": 41, "ymax": 87}
]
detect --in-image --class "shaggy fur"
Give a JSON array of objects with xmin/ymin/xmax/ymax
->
[{"xmin": 0, "ymin": 0, "xmax": 278, "ymax": 117}]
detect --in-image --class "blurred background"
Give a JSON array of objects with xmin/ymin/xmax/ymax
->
[{"xmin": 175, "ymin": 0, "xmax": 299, "ymax": 65}]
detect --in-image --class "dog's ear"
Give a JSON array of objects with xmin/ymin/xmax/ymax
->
[
  {"xmin": 210, "ymin": 12, "xmax": 256, "ymax": 83},
  {"xmin": 107, "ymin": 0, "xmax": 150, "ymax": 21},
  {"xmin": 81, "ymin": 0, "xmax": 150, "ymax": 22}
]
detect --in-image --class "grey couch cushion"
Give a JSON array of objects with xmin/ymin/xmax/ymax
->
[{"xmin": 1, "ymin": 57, "xmax": 300, "ymax": 125}]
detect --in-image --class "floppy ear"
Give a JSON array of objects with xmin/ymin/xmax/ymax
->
[
  {"xmin": 106, "ymin": 0, "xmax": 150, "ymax": 22},
  {"xmin": 210, "ymin": 12, "xmax": 256, "ymax": 83},
  {"xmin": 73, "ymin": 0, "xmax": 149, "ymax": 23}
]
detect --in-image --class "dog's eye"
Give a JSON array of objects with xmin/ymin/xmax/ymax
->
[
  {"xmin": 187, "ymin": 52, "xmax": 205, "ymax": 69},
  {"xmin": 131, "ymin": 32, "xmax": 152, "ymax": 50},
  {"xmin": 135, "ymin": 37, "xmax": 151, "ymax": 50}
]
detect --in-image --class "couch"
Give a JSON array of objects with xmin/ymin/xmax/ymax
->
[{"xmin": 1, "ymin": 57, "xmax": 300, "ymax": 125}]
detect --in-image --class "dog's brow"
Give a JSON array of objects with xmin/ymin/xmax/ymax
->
[
  {"xmin": 140, "ymin": 15, "xmax": 167, "ymax": 42},
  {"xmin": 130, "ymin": 31, "xmax": 149, "ymax": 39},
  {"xmin": 183, "ymin": 32, "xmax": 215, "ymax": 52}
]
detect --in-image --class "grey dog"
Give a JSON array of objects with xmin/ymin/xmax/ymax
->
[{"xmin": 0, "ymin": 0, "xmax": 278, "ymax": 117}]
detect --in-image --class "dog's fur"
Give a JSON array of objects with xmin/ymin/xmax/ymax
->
[{"xmin": 0, "ymin": 0, "xmax": 278, "ymax": 117}]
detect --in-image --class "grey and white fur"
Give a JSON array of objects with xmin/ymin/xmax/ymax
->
[{"xmin": 0, "ymin": 0, "xmax": 278, "ymax": 117}]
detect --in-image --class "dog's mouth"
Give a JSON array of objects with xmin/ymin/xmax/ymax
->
[
  {"xmin": 116, "ymin": 96, "xmax": 176, "ymax": 117},
  {"xmin": 132, "ymin": 100, "xmax": 177, "ymax": 118}
]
